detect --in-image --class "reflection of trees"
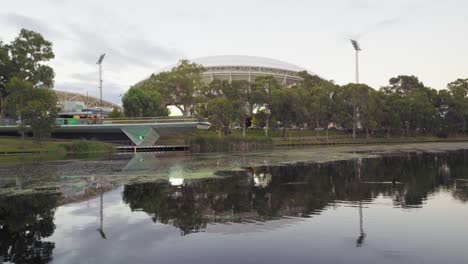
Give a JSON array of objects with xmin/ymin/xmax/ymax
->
[
  {"xmin": 123, "ymin": 150, "xmax": 468, "ymax": 235},
  {"xmin": 0, "ymin": 193, "xmax": 59, "ymax": 264}
]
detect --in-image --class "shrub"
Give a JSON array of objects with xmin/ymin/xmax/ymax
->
[
  {"xmin": 58, "ymin": 140, "xmax": 115, "ymax": 153},
  {"xmin": 190, "ymin": 135, "xmax": 272, "ymax": 153}
]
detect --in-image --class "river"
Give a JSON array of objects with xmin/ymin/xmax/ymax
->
[{"xmin": 0, "ymin": 143, "xmax": 467, "ymax": 264}]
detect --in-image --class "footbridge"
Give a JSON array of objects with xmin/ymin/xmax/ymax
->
[{"xmin": 0, "ymin": 117, "xmax": 211, "ymax": 147}]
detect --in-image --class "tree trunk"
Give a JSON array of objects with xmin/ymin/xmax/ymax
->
[
  {"xmin": 265, "ymin": 117, "xmax": 269, "ymax": 137},
  {"xmin": 353, "ymin": 103, "xmax": 356, "ymax": 140},
  {"xmin": 242, "ymin": 115, "xmax": 246, "ymax": 137},
  {"xmin": 175, "ymin": 105, "xmax": 187, "ymax": 117}
]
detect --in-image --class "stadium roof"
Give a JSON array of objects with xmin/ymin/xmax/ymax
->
[
  {"xmin": 156, "ymin": 55, "xmax": 313, "ymax": 75},
  {"xmin": 54, "ymin": 90, "xmax": 122, "ymax": 110},
  {"xmin": 191, "ymin": 55, "xmax": 308, "ymax": 72}
]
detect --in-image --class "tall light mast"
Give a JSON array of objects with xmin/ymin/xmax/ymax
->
[
  {"xmin": 350, "ymin": 39, "xmax": 361, "ymax": 83},
  {"xmin": 96, "ymin": 53, "xmax": 106, "ymax": 124},
  {"xmin": 350, "ymin": 40, "xmax": 361, "ymax": 140}
]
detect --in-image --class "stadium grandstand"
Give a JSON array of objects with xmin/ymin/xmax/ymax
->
[
  {"xmin": 54, "ymin": 90, "xmax": 122, "ymax": 111},
  {"xmin": 150, "ymin": 55, "xmax": 316, "ymax": 86}
]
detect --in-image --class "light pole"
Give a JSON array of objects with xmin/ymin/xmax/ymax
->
[
  {"xmin": 350, "ymin": 39, "xmax": 361, "ymax": 83},
  {"xmin": 350, "ymin": 40, "xmax": 361, "ymax": 140},
  {"xmin": 96, "ymin": 53, "xmax": 106, "ymax": 124}
]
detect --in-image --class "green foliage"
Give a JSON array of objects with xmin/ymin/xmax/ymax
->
[
  {"xmin": 202, "ymin": 98, "xmax": 239, "ymax": 137},
  {"xmin": 57, "ymin": 139, "xmax": 115, "ymax": 153},
  {"xmin": 190, "ymin": 134, "xmax": 272, "ymax": 152},
  {"xmin": 108, "ymin": 107, "xmax": 124, "ymax": 118},
  {"xmin": 128, "ymin": 57, "xmax": 468, "ymax": 139},
  {"xmin": 137, "ymin": 60, "xmax": 205, "ymax": 116},
  {"xmin": 122, "ymin": 86, "xmax": 169, "ymax": 117},
  {"xmin": 4, "ymin": 77, "xmax": 58, "ymax": 142},
  {"xmin": 0, "ymin": 29, "xmax": 55, "ymax": 116}
]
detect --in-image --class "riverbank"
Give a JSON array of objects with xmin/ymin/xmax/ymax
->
[
  {"xmin": 0, "ymin": 137, "xmax": 115, "ymax": 155},
  {"xmin": 273, "ymin": 135, "xmax": 468, "ymax": 146},
  {"xmin": 188, "ymin": 130, "xmax": 468, "ymax": 152},
  {"xmin": 190, "ymin": 135, "xmax": 272, "ymax": 152}
]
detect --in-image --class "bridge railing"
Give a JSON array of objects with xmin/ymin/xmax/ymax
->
[
  {"xmin": 0, "ymin": 119, "xmax": 16, "ymax": 126},
  {"xmin": 1, "ymin": 116, "xmax": 205, "ymax": 127},
  {"xmin": 102, "ymin": 116, "xmax": 204, "ymax": 124}
]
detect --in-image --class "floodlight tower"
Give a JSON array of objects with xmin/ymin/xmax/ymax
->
[
  {"xmin": 350, "ymin": 40, "xmax": 361, "ymax": 140},
  {"xmin": 96, "ymin": 53, "xmax": 106, "ymax": 124},
  {"xmin": 350, "ymin": 40, "xmax": 361, "ymax": 83}
]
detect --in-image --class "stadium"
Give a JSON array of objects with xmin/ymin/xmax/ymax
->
[{"xmin": 154, "ymin": 55, "xmax": 315, "ymax": 86}]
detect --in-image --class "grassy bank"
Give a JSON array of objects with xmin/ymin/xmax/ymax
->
[
  {"xmin": 56, "ymin": 139, "xmax": 115, "ymax": 154},
  {"xmin": 190, "ymin": 135, "xmax": 272, "ymax": 152},
  {"xmin": 188, "ymin": 129, "xmax": 468, "ymax": 152},
  {"xmin": 0, "ymin": 137, "xmax": 115, "ymax": 155}
]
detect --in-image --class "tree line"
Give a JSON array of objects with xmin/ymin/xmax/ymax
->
[{"xmin": 126, "ymin": 60, "xmax": 468, "ymax": 138}]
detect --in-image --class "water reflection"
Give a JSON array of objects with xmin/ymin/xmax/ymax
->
[
  {"xmin": 122, "ymin": 151, "xmax": 468, "ymax": 236},
  {"xmin": 0, "ymin": 150, "xmax": 468, "ymax": 263},
  {"xmin": 0, "ymin": 193, "xmax": 58, "ymax": 264}
]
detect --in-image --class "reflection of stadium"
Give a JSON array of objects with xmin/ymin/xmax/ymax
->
[{"xmin": 155, "ymin": 55, "xmax": 315, "ymax": 86}]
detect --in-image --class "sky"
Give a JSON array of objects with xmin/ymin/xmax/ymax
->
[{"xmin": 1, "ymin": 0, "xmax": 468, "ymax": 105}]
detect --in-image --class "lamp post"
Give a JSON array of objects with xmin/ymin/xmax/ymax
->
[
  {"xmin": 350, "ymin": 40, "xmax": 361, "ymax": 140},
  {"xmin": 96, "ymin": 53, "xmax": 106, "ymax": 124}
]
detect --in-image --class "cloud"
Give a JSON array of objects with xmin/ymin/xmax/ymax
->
[
  {"xmin": 70, "ymin": 72, "xmax": 98, "ymax": 83},
  {"xmin": 353, "ymin": 18, "xmax": 400, "ymax": 40},
  {"xmin": 63, "ymin": 23, "xmax": 183, "ymax": 69},
  {"xmin": 0, "ymin": 13, "xmax": 62, "ymax": 39}
]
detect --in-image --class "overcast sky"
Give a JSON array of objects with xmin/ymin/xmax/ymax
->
[{"xmin": 1, "ymin": 0, "xmax": 467, "ymax": 104}]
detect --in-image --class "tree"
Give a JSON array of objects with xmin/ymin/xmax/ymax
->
[
  {"xmin": 140, "ymin": 60, "xmax": 204, "ymax": 116},
  {"xmin": 295, "ymin": 76, "xmax": 336, "ymax": 138},
  {"xmin": 382, "ymin": 75, "xmax": 425, "ymax": 96},
  {"xmin": 4, "ymin": 77, "xmax": 58, "ymax": 144},
  {"xmin": 336, "ymin": 83, "xmax": 373, "ymax": 138},
  {"xmin": 122, "ymin": 86, "xmax": 169, "ymax": 117},
  {"xmin": 0, "ymin": 29, "xmax": 55, "ymax": 116},
  {"xmin": 252, "ymin": 76, "xmax": 281, "ymax": 136},
  {"xmin": 203, "ymin": 98, "xmax": 238, "ymax": 137},
  {"xmin": 270, "ymin": 88, "xmax": 302, "ymax": 138},
  {"xmin": 447, "ymin": 78, "xmax": 468, "ymax": 134},
  {"xmin": 108, "ymin": 107, "xmax": 124, "ymax": 118}
]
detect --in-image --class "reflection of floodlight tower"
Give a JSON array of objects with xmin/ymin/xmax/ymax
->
[
  {"xmin": 350, "ymin": 40, "xmax": 361, "ymax": 140},
  {"xmin": 96, "ymin": 53, "xmax": 106, "ymax": 124},
  {"xmin": 354, "ymin": 158, "xmax": 366, "ymax": 247},
  {"xmin": 97, "ymin": 181, "xmax": 107, "ymax": 239}
]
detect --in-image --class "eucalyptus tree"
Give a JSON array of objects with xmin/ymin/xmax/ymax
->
[
  {"xmin": 447, "ymin": 78, "xmax": 468, "ymax": 134},
  {"xmin": 270, "ymin": 88, "xmax": 302, "ymax": 138},
  {"xmin": 139, "ymin": 60, "xmax": 205, "ymax": 116},
  {"xmin": 203, "ymin": 97, "xmax": 239, "ymax": 137},
  {"xmin": 4, "ymin": 77, "xmax": 58, "ymax": 144},
  {"xmin": 0, "ymin": 29, "xmax": 55, "ymax": 117},
  {"xmin": 252, "ymin": 76, "xmax": 281, "ymax": 136},
  {"xmin": 336, "ymin": 83, "xmax": 373, "ymax": 138},
  {"xmin": 122, "ymin": 86, "xmax": 169, "ymax": 117}
]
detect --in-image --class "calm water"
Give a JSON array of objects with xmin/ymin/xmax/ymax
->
[{"xmin": 0, "ymin": 147, "xmax": 468, "ymax": 264}]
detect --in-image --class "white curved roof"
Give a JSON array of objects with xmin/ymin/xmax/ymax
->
[
  {"xmin": 155, "ymin": 55, "xmax": 312, "ymax": 74},
  {"xmin": 191, "ymin": 55, "xmax": 307, "ymax": 72}
]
